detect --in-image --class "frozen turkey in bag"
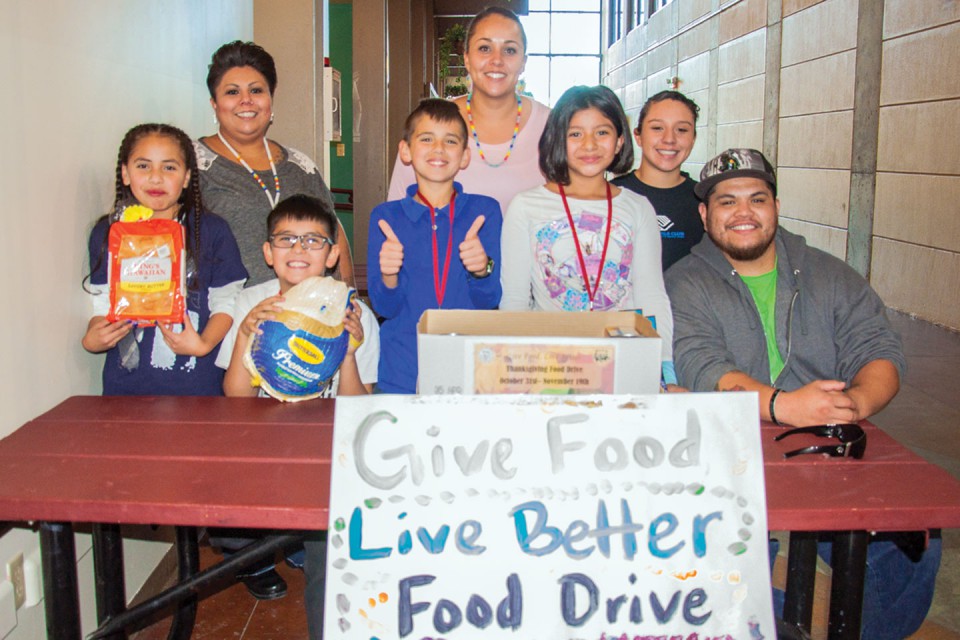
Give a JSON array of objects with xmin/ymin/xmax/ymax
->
[{"xmin": 243, "ymin": 276, "xmax": 356, "ymax": 401}]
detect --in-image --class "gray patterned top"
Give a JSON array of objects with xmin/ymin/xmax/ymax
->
[{"xmin": 194, "ymin": 139, "xmax": 335, "ymax": 287}]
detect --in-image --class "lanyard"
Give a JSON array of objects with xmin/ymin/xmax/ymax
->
[
  {"xmin": 417, "ymin": 190, "xmax": 456, "ymax": 307},
  {"xmin": 558, "ymin": 182, "xmax": 613, "ymax": 310},
  {"xmin": 217, "ymin": 132, "xmax": 281, "ymax": 208}
]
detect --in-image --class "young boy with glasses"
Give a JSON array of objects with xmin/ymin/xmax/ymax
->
[
  {"xmin": 217, "ymin": 193, "xmax": 378, "ymax": 397},
  {"xmin": 214, "ymin": 193, "xmax": 378, "ymax": 627}
]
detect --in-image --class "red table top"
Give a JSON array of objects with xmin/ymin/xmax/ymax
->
[
  {"xmin": 1, "ymin": 396, "xmax": 959, "ymax": 532},
  {"xmin": 0, "ymin": 396, "xmax": 334, "ymax": 530}
]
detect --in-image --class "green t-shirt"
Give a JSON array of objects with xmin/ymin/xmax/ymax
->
[{"xmin": 741, "ymin": 265, "xmax": 785, "ymax": 383}]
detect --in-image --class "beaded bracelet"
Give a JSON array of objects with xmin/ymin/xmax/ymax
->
[{"xmin": 769, "ymin": 388, "xmax": 784, "ymax": 426}]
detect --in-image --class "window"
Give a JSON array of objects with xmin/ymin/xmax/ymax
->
[
  {"xmin": 608, "ymin": 0, "xmax": 623, "ymax": 45},
  {"xmin": 606, "ymin": 0, "xmax": 643, "ymax": 45},
  {"xmin": 634, "ymin": 0, "xmax": 645, "ymax": 28},
  {"xmin": 649, "ymin": 0, "xmax": 672, "ymax": 16},
  {"xmin": 520, "ymin": 1, "xmax": 603, "ymax": 106}
]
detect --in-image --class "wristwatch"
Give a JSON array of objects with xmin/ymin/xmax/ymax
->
[{"xmin": 473, "ymin": 257, "xmax": 495, "ymax": 278}]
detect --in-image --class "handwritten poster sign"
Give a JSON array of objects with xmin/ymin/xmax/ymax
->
[
  {"xmin": 324, "ymin": 394, "xmax": 774, "ymax": 640},
  {"xmin": 473, "ymin": 343, "xmax": 616, "ymax": 394}
]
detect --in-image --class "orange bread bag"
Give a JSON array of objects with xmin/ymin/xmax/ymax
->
[{"xmin": 106, "ymin": 218, "xmax": 186, "ymax": 324}]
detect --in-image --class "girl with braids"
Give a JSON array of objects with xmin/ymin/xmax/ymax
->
[{"xmin": 82, "ymin": 123, "xmax": 247, "ymax": 395}]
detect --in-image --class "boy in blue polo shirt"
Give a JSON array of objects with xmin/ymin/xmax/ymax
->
[{"xmin": 367, "ymin": 98, "xmax": 502, "ymax": 393}]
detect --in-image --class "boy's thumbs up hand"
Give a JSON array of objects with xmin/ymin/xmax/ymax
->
[
  {"xmin": 459, "ymin": 215, "xmax": 490, "ymax": 276},
  {"xmin": 379, "ymin": 219, "xmax": 400, "ymax": 243},
  {"xmin": 464, "ymin": 215, "xmax": 485, "ymax": 240},
  {"xmin": 378, "ymin": 219, "xmax": 404, "ymax": 283}
]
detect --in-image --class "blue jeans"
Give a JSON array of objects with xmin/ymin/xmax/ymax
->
[{"xmin": 770, "ymin": 532, "xmax": 942, "ymax": 639}]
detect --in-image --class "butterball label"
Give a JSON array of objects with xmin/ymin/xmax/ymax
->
[
  {"xmin": 249, "ymin": 316, "xmax": 348, "ymax": 398},
  {"xmin": 289, "ymin": 336, "xmax": 326, "ymax": 365}
]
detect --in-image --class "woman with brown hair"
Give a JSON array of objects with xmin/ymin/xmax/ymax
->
[
  {"xmin": 196, "ymin": 40, "xmax": 353, "ymax": 288},
  {"xmin": 388, "ymin": 7, "xmax": 550, "ymax": 215}
]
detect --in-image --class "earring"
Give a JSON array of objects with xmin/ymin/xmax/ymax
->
[
  {"xmin": 213, "ymin": 113, "xmax": 218, "ymax": 125},
  {"xmin": 270, "ymin": 112, "xmax": 275, "ymax": 124}
]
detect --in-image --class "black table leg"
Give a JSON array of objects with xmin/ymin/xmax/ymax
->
[
  {"xmin": 39, "ymin": 522, "xmax": 81, "ymax": 640},
  {"xmin": 828, "ymin": 530, "xmax": 868, "ymax": 640},
  {"xmin": 93, "ymin": 523, "xmax": 127, "ymax": 639},
  {"xmin": 90, "ymin": 533, "xmax": 302, "ymax": 639},
  {"xmin": 166, "ymin": 526, "xmax": 199, "ymax": 640},
  {"xmin": 783, "ymin": 531, "xmax": 818, "ymax": 636}
]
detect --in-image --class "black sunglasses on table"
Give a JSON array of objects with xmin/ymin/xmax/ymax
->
[{"xmin": 773, "ymin": 423, "xmax": 867, "ymax": 459}]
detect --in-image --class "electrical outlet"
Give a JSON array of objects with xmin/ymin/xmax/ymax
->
[{"xmin": 6, "ymin": 553, "xmax": 25, "ymax": 610}]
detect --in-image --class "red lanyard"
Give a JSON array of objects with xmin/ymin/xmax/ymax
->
[
  {"xmin": 417, "ymin": 190, "xmax": 456, "ymax": 307},
  {"xmin": 558, "ymin": 182, "xmax": 613, "ymax": 310}
]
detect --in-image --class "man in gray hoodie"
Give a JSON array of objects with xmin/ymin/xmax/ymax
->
[
  {"xmin": 666, "ymin": 148, "xmax": 902, "ymax": 425},
  {"xmin": 665, "ymin": 148, "xmax": 939, "ymax": 639}
]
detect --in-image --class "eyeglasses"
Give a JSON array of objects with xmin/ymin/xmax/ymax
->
[
  {"xmin": 268, "ymin": 234, "xmax": 334, "ymax": 250},
  {"xmin": 774, "ymin": 424, "xmax": 866, "ymax": 459}
]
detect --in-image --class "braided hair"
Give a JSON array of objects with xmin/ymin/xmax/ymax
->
[{"xmin": 86, "ymin": 124, "xmax": 204, "ymax": 293}]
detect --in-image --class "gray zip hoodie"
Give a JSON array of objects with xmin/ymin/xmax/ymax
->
[{"xmin": 664, "ymin": 228, "xmax": 905, "ymax": 392}]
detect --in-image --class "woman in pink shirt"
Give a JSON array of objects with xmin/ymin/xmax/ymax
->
[{"xmin": 387, "ymin": 7, "xmax": 549, "ymax": 215}]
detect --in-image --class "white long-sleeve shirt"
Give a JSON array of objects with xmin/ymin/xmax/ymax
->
[{"xmin": 500, "ymin": 185, "xmax": 673, "ymax": 361}]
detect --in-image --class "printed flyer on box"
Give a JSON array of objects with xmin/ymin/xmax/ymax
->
[
  {"xmin": 473, "ymin": 343, "xmax": 616, "ymax": 394},
  {"xmin": 324, "ymin": 394, "xmax": 774, "ymax": 640}
]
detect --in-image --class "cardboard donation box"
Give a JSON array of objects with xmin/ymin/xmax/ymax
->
[{"xmin": 417, "ymin": 310, "xmax": 662, "ymax": 395}]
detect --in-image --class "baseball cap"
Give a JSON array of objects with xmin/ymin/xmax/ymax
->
[{"xmin": 694, "ymin": 148, "xmax": 777, "ymax": 200}]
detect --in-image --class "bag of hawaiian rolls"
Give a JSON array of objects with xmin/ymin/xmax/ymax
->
[
  {"xmin": 106, "ymin": 206, "xmax": 185, "ymax": 324},
  {"xmin": 243, "ymin": 276, "xmax": 356, "ymax": 402}
]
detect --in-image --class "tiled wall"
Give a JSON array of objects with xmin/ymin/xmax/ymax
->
[
  {"xmin": 603, "ymin": 0, "xmax": 960, "ymax": 329},
  {"xmin": 779, "ymin": 0, "xmax": 856, "ymax": 259},
  {"xmin": 872, "ymin": 3, "xmax": 960, "ymax": 327}
]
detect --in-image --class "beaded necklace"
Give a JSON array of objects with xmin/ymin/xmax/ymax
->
[
  {"xmin": 216, "ymin": 131, "xmax": 281, "ymax": 207},
  {"xmin": 465, "ymin": 92, "xmax": 522, "ymax": 168}
]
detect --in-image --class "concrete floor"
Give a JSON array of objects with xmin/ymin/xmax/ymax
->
[{"xmin": 871, "ymin": 312, "xmax": 960, "ymax": 638}]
